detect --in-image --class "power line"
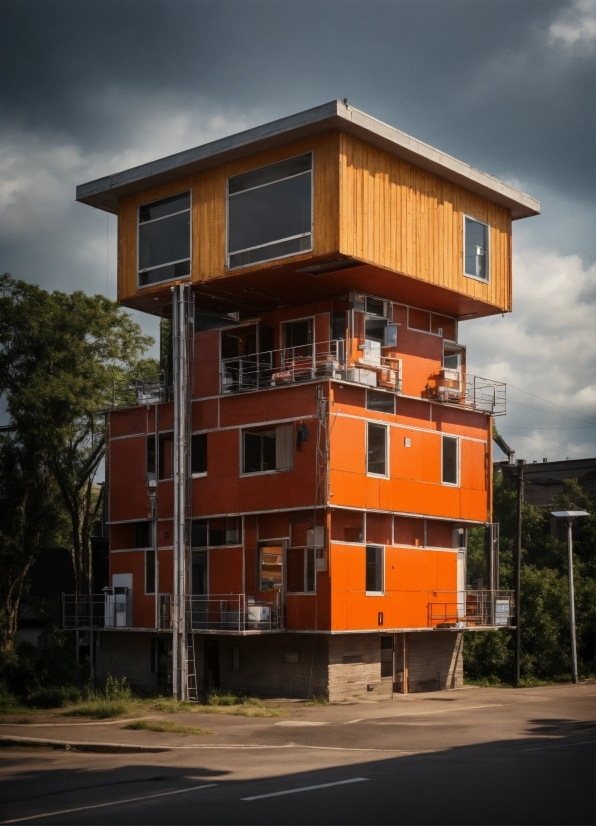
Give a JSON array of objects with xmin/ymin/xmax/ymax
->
[
  {"xmin": 501, "ymin": 430, "xmax": 593, "ymax": 456},
  {"xmin": 507, "ymin": 383, "xmax": 596, "ymax": 422},
  {"xmin": 507, "ymin": 399, "xmax": 596, "ymax": 424}
]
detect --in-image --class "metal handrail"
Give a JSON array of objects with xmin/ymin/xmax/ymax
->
[
  {"xmin": 425, "ymin": 371, "xmax": 506, "ymax": 416},
  {"xmin": 221, "ymin": 339, "xmax": 401, "ymax": 394},
  {"xmin": 428, "ymin": 589, "xmax": 514, "ymax": 627}
]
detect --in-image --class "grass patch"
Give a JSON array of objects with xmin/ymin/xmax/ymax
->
[
  {"xmin": 307, "ymin": 695, "xmax": 329, "ymax": 705},
  {"xmin": 124, "ymin": 719, "xmax": 212, "ymax": 736},
  {"xmin": 62, "ymin": 698, "xmax": 140, "ymax": 719},
  {"xmin": 150, "ymin": 691, "xmax": 284, "ymax": 718}
]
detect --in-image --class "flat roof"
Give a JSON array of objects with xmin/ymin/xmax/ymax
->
[{"xmin": 76, "ymin": 100, "xmax": 540, "ymax": 219}]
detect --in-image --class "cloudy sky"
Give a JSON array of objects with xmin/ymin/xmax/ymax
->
[{"xmin": 1, "ymin": 0, "xmax": 595, "ymax": 462}]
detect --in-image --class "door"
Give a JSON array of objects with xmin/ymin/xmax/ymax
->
[{"xmin": 204, "ymin": 640, "xmax": 219, "ymax": 692}]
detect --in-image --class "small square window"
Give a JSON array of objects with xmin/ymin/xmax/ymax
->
[{"xmin": 464, "ymin": 217, "xmax": 489, "ymax": 281}]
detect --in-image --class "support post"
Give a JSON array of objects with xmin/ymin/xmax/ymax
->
[
  {"xmin": 514, "ymin": 459, "xmax": 524, "ymax": 687},
  {"xmin": 567, "ymin": 520, "xmax": 579, "ymax": 684}
]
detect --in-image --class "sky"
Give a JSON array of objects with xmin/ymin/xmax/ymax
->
[{"xmin": 1, "ymin": 0, "xmax": 595, "ymax": 463}]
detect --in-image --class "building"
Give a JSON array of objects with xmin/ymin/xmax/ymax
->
[
  {"xmin": 494, "ymin": 457, "xmax": 596, "ymax": 509},
  {"xmin": 67, "ymin": 101, "xmax": 540, "ymax": 700}
]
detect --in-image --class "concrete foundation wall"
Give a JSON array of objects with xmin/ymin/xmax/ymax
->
[
  {"xmin": 95, "ymin": 631, "xmax": 158, "ymax": 693},
  {"xmin": 328, "ymin": 634, "xmax": 392, "ymax": 702},
  {"xmin": 407, "ymin": 631, "xmax": 463, "ymax": 692}
]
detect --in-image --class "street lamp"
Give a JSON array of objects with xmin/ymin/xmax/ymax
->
[{"xmin": 550, "ymin": 510, "xmax": 590, "ymax": 684}]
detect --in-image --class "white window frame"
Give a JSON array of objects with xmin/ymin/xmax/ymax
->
[
  {"xmin": 463, "ymin": 214, "xmax": 490, "ymax": 284},
  {"xmin": 365, "ymin": 544, "xmax": 385, "ymax": 595},
  {"xmin": 366, "ymin": 421, "xmax": 389, "ymax": 478},
  {"xmin": 226, "ymin": 152, "xmax": 314, "ymax": 270},
  {"xmin": 137, "ymin": 190, "xmax": 192, "ymax": 289},
  {"xmin": 441, "ymin": 435, "xmax": 460, "ymax": 487}
]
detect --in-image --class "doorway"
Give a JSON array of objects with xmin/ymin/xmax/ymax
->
[{"xmin": 204, "ymin": 639, "xmax": 219, "ymax": 692}]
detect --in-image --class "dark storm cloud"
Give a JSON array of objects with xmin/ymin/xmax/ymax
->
[{"xmin": 1, "ymin": 0, "xmax": 593, "ymax": 203}]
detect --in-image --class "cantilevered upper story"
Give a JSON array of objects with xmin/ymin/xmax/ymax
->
[{"xmin": 76, "ymin": 101, "xmax": 540, "ymax": 320}]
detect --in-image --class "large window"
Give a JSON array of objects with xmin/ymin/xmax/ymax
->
[
  {"xmin": 366, "ymin": 545, "xmax": 384, "ymax": 593},
  {"xmin": 138, "ymin": 192, "xmax": 191, "ymax": 286},
  {"xmin": 191, "ymin": 517, "xmax": 242, "ymax": 548},
  {"xmin": 227, "ymin": 153, "xmax": 312, "ymax": 269},
  {"xmin": 242, "ymin": 425, "xmax": 293, "ymax": 474},
  {"xmin": 367, "ymin": 423, "xmax": 388, "ymax": 476},
  {"xmin": 442, "ymin": 435, "xmax": 459, "ymax": 486},
  {"xmin": 464, "ymin": 216, "xmax": 489, "ymax": 282}
]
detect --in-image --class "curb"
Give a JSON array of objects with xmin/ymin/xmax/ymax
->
[{"xmin": 0, "ymin": 735, "xmax": 169, "ymax": 754}]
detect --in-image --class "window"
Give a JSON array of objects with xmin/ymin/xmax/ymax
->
[
  {"xmin": 138, "ymin": 192, "xmax": 190, "ymax": 286},
  {"xmin": 227, "ymin": 153, "xmax": 312, "ymax": 269},
  {"xmin": 283, "ymin": 318, "xmax": 313, "ymax": 357},
  {"xmin": 147, "ymin": 434, "xmax": 174, "ymax": 480},
  {"xmin": 287, "ymin": 548, "xmax": 315, "ymax": 593},
  {"xmin": 366, "ymin": 545, "xmax": 384, "ymax": 593},
  {"xmin": 367, "ymin": 423, "xmax": 388, "ymax": 476},
  {"xmin": 366, "ymin": 390, "xmax": 395, "ymax": 414},
  {"xmin": 134, "ymin": 521, "xmax": 153, "ymax": 549},
  {"xmin": 145, "ymin": 550, "xmax": 155, "ymax": 594},
  {"xmin": 191, "ymin": 551, "xmax": 207, "ymax": 595},
  {"xmin": 259, "ymin": 545, "xmax": 284, "ymax": 591},
  {"xmin": 191, "ymin": 517, "xmax": 242, "ymax": 548},
  {"xmin": 442, "ymin": 435, "xmax": 459, "ymax": 485},
  {"xmin": 464, "ymin": 216, "xmax": 489, "ymax": 281},
  {"xmin": 443, "ymin": 344, "xmax": 464, "ymax": 372},
  {"xmin": 191, "ymin": 433, "xmax": 207, "ymax": 475},
  {"xmin": 242, "ymin": 424, "xmax": 293, "ymax": 473}
]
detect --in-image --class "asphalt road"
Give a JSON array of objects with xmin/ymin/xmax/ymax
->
[{"xmin": 0, "ymin": 683, "xmax": 594, "ymax": 825}]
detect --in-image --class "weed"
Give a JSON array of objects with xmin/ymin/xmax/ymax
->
[
  {"xmin": 62, "ymin": 698, "xmax": 138, "ymax": 719},
  {"xmin": 308, "ymin": 695, "xmax": 329, "ymax": 705},
  {"xmin": 27, "ymin": 685, "xmax": 82, "ymax": 709},
  {"xmin": 124, "ymin": 719, "xmax": 212, "ymax": 736}
]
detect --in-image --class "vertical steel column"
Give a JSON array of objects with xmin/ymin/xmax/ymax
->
[{"xmin": 171, "ymin": 284, "xmax": 193, "ymax": 700}]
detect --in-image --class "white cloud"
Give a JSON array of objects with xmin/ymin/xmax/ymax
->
[
  {"xmin": 548, "ymin": 0, "xmax": 596, "ymax": 46},
  {"xmin": 460, "ymin": 244, "xmax": 596, "ymax": 461}
]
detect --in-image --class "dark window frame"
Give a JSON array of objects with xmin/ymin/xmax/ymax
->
[
  {"xmin": 138, "ymin": 191, "xmax": 191, "ymax": 288},
  {"xmin": 365, "ymin": 545, "xmax": 384, "ymax": 594},
  {"xmin": 367, "ymin": 422, "xmax": 388, "ymax": 477},
  {"xmin": 442, "ymin": 435, "xmax": 459, "ymax": 486}
]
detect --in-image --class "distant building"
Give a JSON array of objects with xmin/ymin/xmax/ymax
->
[{"xmin": 494, "ymin": 457, "xmax": 596, "ymax": 508}]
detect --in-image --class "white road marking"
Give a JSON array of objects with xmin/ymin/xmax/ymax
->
[
  {"xmin": 274, "ymin": 721, "xmax": 328, "ymax": 727},
  {"xmin": 0, "ymin": 783, "xmax": 216, "ymax": 824},
  {"xmin": 242, "ymin": 777, "xmax": 369, "ymax": 801}
]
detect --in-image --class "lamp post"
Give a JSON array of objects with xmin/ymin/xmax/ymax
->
[{"xmin": 550, "ymin": 510, "xmax": 589, "ymax": 684}]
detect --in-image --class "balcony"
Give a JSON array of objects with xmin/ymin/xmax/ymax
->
[
  {"xmin": 160, "ymin": 593, "xmax": 284, "ymax": 634},
  {"xmin": 425, "ymin": 370, "xmax": 506, "ymax": 416},
  {"xmin": 63, "ymin": 591, "xmax": 133, "ymax": 629},
  {"xmin": 109, "ymin": 374, "xmax": 172, "ymax": 409},
  {"xmin": 429, "ymin": 590, "xmax": 514, "ymax": 628},
  {"xmin": 221, "ymin": 340, "xmax": 401, "ymax": 395}
]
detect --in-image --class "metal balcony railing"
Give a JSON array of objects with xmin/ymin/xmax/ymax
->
[
  {"xmin": 109, "ymin": 374, "xmax": 172, "ymax": 409},
  {"xmin": 425, "ymin": 370, "xmax": 506, "ymax": 416},
  {"xmin": 221, "ymin": 340, "xmax": 401, "ymax": 394},
  {"xmin": 159, "ymin": 593, "xmax": 284, "ymax": 633},
  {"xmin": 429, "ymin": 590, "xmax": 514, "ymax": 628},
  {"xmin": 62, "ymin": 592, "xmax": 133, "ymax": 629}
]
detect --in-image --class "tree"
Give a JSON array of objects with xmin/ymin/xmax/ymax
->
[
  {"xmin": 0, "ymin": 437, "xmax": 66, "ymax": 648},
  {"xmin": 0, "ymin": 274, "xmax": 157, "ymax": 595}
]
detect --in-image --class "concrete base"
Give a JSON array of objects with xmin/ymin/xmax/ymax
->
[{"xmin": 94, "ymin": 629, "xmax": 463, "ymax": 700}]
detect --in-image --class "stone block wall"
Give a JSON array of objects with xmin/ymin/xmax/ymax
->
[
  {"xmin": 328, "ymin": 634, "xmax": 392, "ymax": 702},
  {"xmin": 407, "ymin": 631, "xmax": 463, "ymax": 692}
]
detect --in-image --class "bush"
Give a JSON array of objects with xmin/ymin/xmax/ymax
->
[{"xmin": 26, "ymin": 685, "xmax": 81, "ymax": 709}]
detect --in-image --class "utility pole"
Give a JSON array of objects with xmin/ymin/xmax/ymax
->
[
  {"xmin": 514, "ymin": 459, "xmax": 525, "ymax": 687},
  {"xmin": 551, "ymin": 510, "xmax": 589, "ymax": 685}
]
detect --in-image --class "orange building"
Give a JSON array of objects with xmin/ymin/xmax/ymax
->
[{"xmin": 69, "ymin": 102, "xmax": 539, "ymax": 700}]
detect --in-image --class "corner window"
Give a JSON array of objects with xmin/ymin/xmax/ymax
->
[
  {"xmin": 191, "ymin": 433, "xmax": 207, "ymax": 475},
  {"xmin": 138, "ymin": 192, "xmax": 190, "ymax": 286},
  {"xmin": 367, "ymin": 422, "xmax": 388, "ymax": 476},
  {"xmin": 242, "ymin": 424, "xmax": 293, "ymax": 474},
  {"xmin": 366, "ymin": 545, "xmax": 384, "ymax": 593},
  {"xmin": 366, "ymin": 390, "xmax": 395, "ymax": 414},
  {"xmin": 442, "ymin": 435, "xmax": 459, "ymax": 486},
  {"xmin": 464, "ymin": 216, "xmax": 489, "ymax": 281},
  {"xmin": 227, "ymin": 153, "xmax": 312, "ymax": 269}
]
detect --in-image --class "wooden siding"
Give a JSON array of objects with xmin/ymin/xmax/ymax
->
[
  {"xmin": 338, "ymin": 133, "xmax": 512, "ymax": 312},
  {"xmin": 117, "ymin": 132, "xmax": 340, "ymax": 303}
]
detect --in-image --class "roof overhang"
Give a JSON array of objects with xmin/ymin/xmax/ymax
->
[{"xmin": 76, "ymin": 100, "xmax": 541, "ymax": 220}]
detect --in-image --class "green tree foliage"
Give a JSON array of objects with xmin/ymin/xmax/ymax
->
[
  {"xmin": 464, "ymin": 472, "xmax": 595, "ymax": 684},
  {"xmin": 0, "ymin": 274, "xmax": 156, "ymax": 601}
]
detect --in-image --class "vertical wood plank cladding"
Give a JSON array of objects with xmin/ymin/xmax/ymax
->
[
  {"xmin": 117, "ymin": 133, "xmax": 340, "ymax": 302},
  {"xmin": 339, "ymin": 134, "xmax": 511, "ymax": 311}
]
